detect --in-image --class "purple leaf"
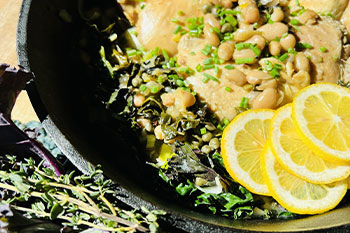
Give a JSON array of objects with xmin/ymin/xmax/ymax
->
[
  {"xmin": 0, "ymin": 64, "xmax": 64, "ymax": 176},
  {"xmin": 0, "ymin": 64, "xmax": 32, "ymax": 118},
  {"xmin": 0, "ymin": 113, "xmax": 64, "ymax": 176}
]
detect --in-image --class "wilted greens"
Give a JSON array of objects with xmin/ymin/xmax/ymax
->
[{"xmin": 81, "ymin": 1, "xmax": 297, "ymax": 220}]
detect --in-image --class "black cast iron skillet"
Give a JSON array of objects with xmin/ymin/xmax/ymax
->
[{"xmin": 16, "ymin": 0, "xmax": 350, "ymax": 232}]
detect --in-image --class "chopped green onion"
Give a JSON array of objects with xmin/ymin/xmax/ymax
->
[
  {"xmin": 203, "ymin": 73, "xmax": 219, "ymax": 82},
  {"xmin": 162, "ymin": 49, "xmax": 169, "ymax": 61},
  {"xmin": 202, "ymin": 44, "xmax": 212, "ymax": 56},
  {"xmin": 176, "ymin": 79, "xmax": 184, "ymax": 87},
  {"xmin": 279, "ymin": 53, "xmax": 289, "ymax": 62},
  {"xmin": 173, "ymin": 25, "xmax": 182, "ymax": 34},
  {"xmin": 250, "ymin": 44, "xmax": 261, "ymax": 56},
  {"xmin": 297, "ymin": 42, "xmax": 312, "ymax": 49},
  {"xmin": 270, "ymin": 69, "xmax": 280, "ymax": 79},
  {"xmin": 224, "ymin": 64, "xmax": 235, "ymax": 70},
  {"xmin": 288, "ymin": 48, "xmax": 297, "ymax": 55},
  {"xmin": 140, "ymin": 84, "xmax": 147, "ymax": 92},
  {"xmin": 290, "ymin": 18, "xmax": 302, "ymax": 26},
  {"xmin": 200, "ymin": 127, "xmax": 207, "ymax": 135},
  {"xmin": 177, "ymin": 10, "xmax": 185, "ymax": 16},
  {"xmin": 202, "ymin": 76, "xmax": 210, "ymax": 83},
  {"xmin": 225, "ymin": 86, "xmax": 233, "ymax": 92},
  {"xmin": 157, "ymin": 76, "xmax": 164, "ymax": 83},
  {"xmin": 235, "ymin": 57, "xmax": 255, "ymax": 64},
  {"xmin": 203, "ymin": 64, "xmax": 215, "ymax": 70},
  {"xmin": 320, "ymin": 46, "xmax": 327, "ymax": 53},
  {"xmin": 240, "ymin": 97, "xmax": 249, "ymax": 109},
  {"xmin": 196, "ymin": 64, "xmax": 203, "ymax": 72},
  {"xmin": 203, "ymin": 58, "xmax": 214, "ymax": 65},
  {"xmin": 150, "ymin": 86, "xmax": 159, "ymax": 93},
  {"xmin": 235, "ymin": 43, "xmax": 252, "ymax": 50},
  {"xmin": 224, "ymin": 9, "xmax": 240, "ymax": 15},
  {"xmin": 225, "ymin": 15, "xmax": 237, "ymax": 27}
]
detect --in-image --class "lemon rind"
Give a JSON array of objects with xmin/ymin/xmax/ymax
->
[
  {"xmin": 270, "ymin": 104, "xmax": 350, "ymax": 184},
  {"xmin": 292, "ymin": 83, "xmax": 350, "ymax": 163},
  {"xmin": 222, "ymin": 109, "xmax": 275, "ymax": 196},
  {"xmin": 261, "ymin": 144, "xmax": 348, "ymax": 215}
]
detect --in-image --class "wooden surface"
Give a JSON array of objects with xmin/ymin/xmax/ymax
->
[{"xmin": 0, "ymin": 0, "xmax": 39, "ymax": 123}]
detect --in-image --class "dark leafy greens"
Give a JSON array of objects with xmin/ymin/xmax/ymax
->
[{"xmin": 80, "ymin": 1, "xmax": 299, "ymax": 221}]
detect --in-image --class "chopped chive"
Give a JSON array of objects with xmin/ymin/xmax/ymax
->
[
  {"xmin": 225, "ymin": 15, "xmax": 237, "ymax": 27},
  {"xmin": 250, "ymin": 45, "xmax": 261, "ymax": 56},
  {"xmin": 270, "ymin": 69, "xmax": 280, "ymax": 79},
  {"xmin": 281, "ymin": 32, "xmax": 289, "ymax": 38},
  {"xmin": 150, "ymin": 86, "xmax": 159, "ymax": 93},
  {"xmin": 203, "ymin": 73, "xmax": 219, "ymax": 82},
  {"xmin": 288, "ymin": 48, "xmax": 297, "ymax": 55},
  {"xmin": 201, "ymin": 44, "xmax": 212, "ymax": 56},
  {"xmin": 162, "ymin": 49, "xmax": 170, "ymax": 61},
  {"xmin": 173, "ymin": 25, "xmax": 182, "ymax": 34},
  {"xmin": 279, "ymin": 53, "xmax": 289, "ymax": 62},
  {"xmin": 176, "ymin": 79, "xmax": 184, "ymax": 87},
  {"xmin": 224, "ymin": 64, "xmax": 235, "ymax": 70},
  {"xmin": 320, "ymin": 46, "xmax": 327, "ymax": 53},
  {"xmin": 225, "ymin": 86, "xmax": 233, "ymax": 92},
  {"xmin": 235, "ymin": 42, "xmax": 251, "ymax": 50},
  {"xmin": 240, "ymin": 97, "xmax": 249, "ymax": 109},
  {"xmin": 177, "ymin": 10, "xmax": 185, "ymax": 16},
  {"xmin": 224, "ymin": 9, "xmax": 241, "ymax": 15},
  {"xmin": 203, "ymin": 64, "xmax": 215, "ymax": 70},
  {"xmin": 235, "ymin": 57, "xmax": 255, "ymax": 64},
  {"xmin": 202, "ymin": 77, "xmax": 210, "ymax": 83},
  {"xmin": 196, "ymin": 64, "xmax": 203, "ymax": 72},
  {"xmin": 200, "ymin": 127, "xmax": 207, "ymax": 135},
  {"xmin": 290, "ymin": 18, "xmax": 302, "ymax": 26},
  {"xmin": 203, "ymin": 58, "xmax": 214, "ymax": 65},
  {"xmin": 140, "ymin": 84, "xmax": 147, "ymax": 92},
  {"xmin": 214, "ymin": 66, "xmax": 220, "ymax": 75},
  {"xmin": 297, "ymin": 42, "xmax": 312, "ymax": 49}
]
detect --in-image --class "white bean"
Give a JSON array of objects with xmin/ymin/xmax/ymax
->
[
  {"xmin": 269, "ymin": 41, "xmax": 282, "ymax": 56},
  {"xmin": 280, "ymin": 34, "xmax": 296, "ymax": 51},
  {"xmin": 218, "ymin": 42, "xmax": 235, "ymax": 61},
  {"xmin": 294, "ymin": 53, "xmax": 310, "ymax": 73},
  {"xmin": 252, "ymin": 88, "xmax": 278, "ymax": 109},
  {"xmin": 271, "ymin": 7, "xmax": 284, "ymax": 22},
  {"xmin": 223, "ymin": 68, "xmax": 247, "ymax": 86},
  {"xmin": 257, "ymin": 22, "xmax": 288, "ymax": 41}
]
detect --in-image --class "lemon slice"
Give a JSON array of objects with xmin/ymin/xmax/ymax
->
[
  {"xmin": 292, "ymin": 83, "xmax": 350, "ymax": 163},
  {"xmin": 221, "ymin": 109, "xmax": 275, "ymax": 195},
  {"xmin": 261, "ymin": 144, "xmax": 348, "ymax": 215},
  {"xmin": 270, "ymin": 104, "xmax": 350, "ymax": 184}
]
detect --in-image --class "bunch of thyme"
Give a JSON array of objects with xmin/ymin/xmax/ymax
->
[{"xmin": 0, "ymin": 154, "xmax": 165, "ymax": 232}]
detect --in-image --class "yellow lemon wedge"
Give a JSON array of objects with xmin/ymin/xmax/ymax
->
[
  {"xmin": 270, "ymin": 104, "xmax": 350, "ymax": 184},
  {"xmin": 221, "ymin": 109, "xmax": 275, "ymax": 196},
  {"xmin": 292, "ymin": 83, "xmax": 350, "ymax": 163},
  {"xmin": 261, "ymin": 144, "xmax": 348, "ymax": 215}
]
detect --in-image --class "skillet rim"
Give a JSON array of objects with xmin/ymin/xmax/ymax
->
[{"xmin": 16, "ymin": 0, "xmax": 350, "ymax": 232}]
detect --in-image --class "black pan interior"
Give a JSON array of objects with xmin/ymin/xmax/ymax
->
[{"xmin": 17, "ymin": 0, "xmax": 350, "ymax": 232}]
